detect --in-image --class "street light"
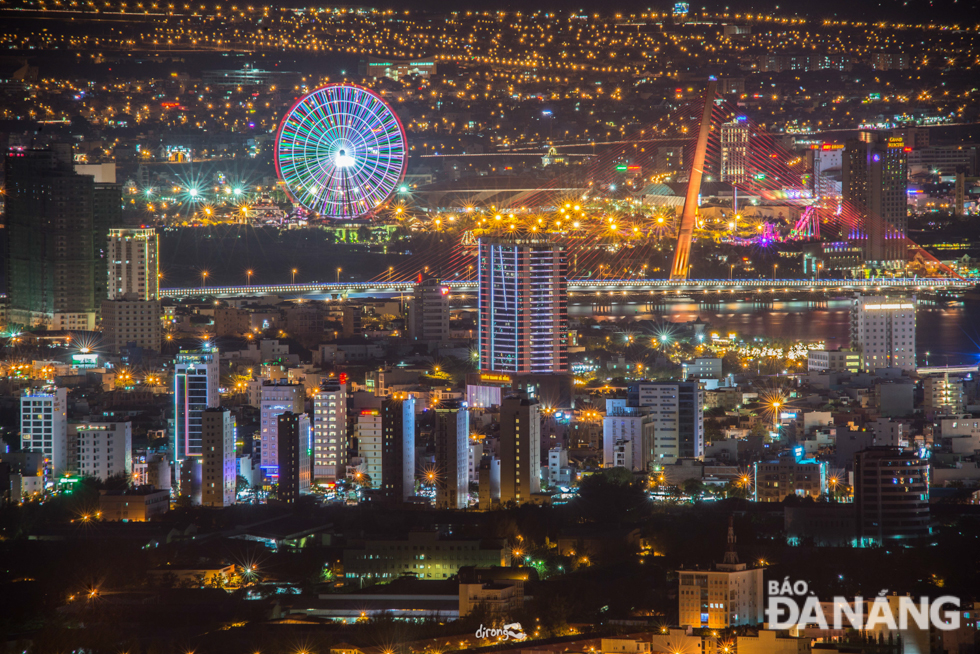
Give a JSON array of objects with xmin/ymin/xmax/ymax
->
[
  {"xmin": 336, "ymin": 267, "xmax": 342, "ymax": 283},
  {"xmin": 388, "ymin": 266, "xmax": 393, "ymax": 283},
  {"xmin": 246, "ymin": 269, "xmax": 253, "ymax": 288},
  {"xmin": 201, "ymin": 270, "xmax": 208, "ymax": 289},
  {"xmin": 291, "ymin": 268, "xmax": 298, "ymax": 284},
  {"xmin": 772, "ymin": 263, "xmax": 778, "ymax": 281}
]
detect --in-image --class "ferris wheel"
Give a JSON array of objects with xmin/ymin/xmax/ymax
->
[{"xmin": 275, "ymin": 84, "xmax": 407, "ymax": 219}]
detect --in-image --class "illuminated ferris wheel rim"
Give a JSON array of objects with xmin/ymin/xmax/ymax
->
[{"xmin": 274, "ymin": 83, "xmax": 407, "ymax": 219}]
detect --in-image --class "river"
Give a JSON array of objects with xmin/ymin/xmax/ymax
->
[{"xmin": 569, "ymin": 299, "xmax": 980, "ymax": 366}]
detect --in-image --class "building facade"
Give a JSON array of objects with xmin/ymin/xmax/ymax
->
[
  {"xmin": 478, "ymin": 237, "xmax": 567, "ymax": 375},
  {"xmin": 4, "ymin": 148, "xmax": 121, "ymax": 330},
  {"xmin": 20, "ymin": 388, "xmax": 68, "ymax": 476},
  {"xmin": 312, "ymin": 379, "xmax": 347, "ymax": 481},
  {"xmin": 628, "ymin": 382, "xmax": 705, "ymax": 463},
  {"xmin": 434, "ymin": 399, "xmax": 470, "ymax": 509},
  {"xmin": 258, "ymin": 380, "xmax": 304, "ymax": 475},
  {"xmin": 720, "ymin": 118, "xmax": 750, "ymax": 183},
  {"xmin": 807, "ymin": 348, "xmax": 861, "ymax": 372},
  {"xmin": 602, "ymin": 405, "xmax": 654, "ymax": 472},
  {"xmin": 842, "ymin": 134, "xmax": 909, "ymax": 267},
  {"xmin": 499, "ymin": 395, "xmax": 541, "ymax": 504},
  {"xmin": 850, "ymin": 295, "xmax": 916, "ymax": 372},
  {"xmin": 343, "ymin": 531, "xmax": 508, "ymax": 582},
  {"xmin": 107, "ymin": 227, "xmax": 159, "ymax": 300},
  {"xmin": 70, "ymin": 422, "xmax": 132, "ymax": 481},
  {"xmin": 201, "ymin": 408, "xmax": 236, "ymax": 507},
  {"xmin": 854, "ymin": 447, "xmax": 930, "ymax": 545},
  {"xmin": 100, "ymin": 299, "xmax": 162, "ymax": 354},
  {"xmin": 752, "ymin": 458, "xmax": 827, "ymax": 502},
  {"xmin": 410, "ymin": 277, "xmax": 451, "ymax": 342},
  {"xmin": 173, "ymin": 347, "xmax": 219, "ymax": 463},
  {"xmin": 277, "ymin": 412, "xmax": 311, "ymax": 503},
  {"xmin": 381, "ymin": 396, "xmax": 416, "ymax": 504}
]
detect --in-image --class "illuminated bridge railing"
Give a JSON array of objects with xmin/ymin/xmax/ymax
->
[{"xmin": 159, "ymin": 277, "xmax": 974, "ymax": 299}]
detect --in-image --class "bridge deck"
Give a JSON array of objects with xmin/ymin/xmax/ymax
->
[{"xmin": 159, "ymin": 278, "xmax": 974, "ymax": 299}]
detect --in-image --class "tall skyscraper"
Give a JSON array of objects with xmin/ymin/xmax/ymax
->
[
  {"xmin": 312, "ymin": 379, "xmax": 347, "ymax": 480},
  {"xmin": 499, "ymin": 394, "xmax": 541, "ymax": 505},
  {"xmin": 3, "ymin": 148, "xmax": 121, "ymax": 330},
  {"xmin": 854, "ymin": 447, "xmax": 930, "ymax": 545},
  {"xmin": 478, "ymin": 236, "xmax": 567, "ymax": 374},
  {"xmin": 201, "ymin": 408, "xmax": 236, "ymax": 507},
  {"xmin": 173, "ymin": 347, "xmax": 219, "ymax": 464},
  {"xmin": 381, "ymin": 396, "xmax": 416, "ymax": 504},
  {"xmin": 277, "ymin": 412, "xmax": 311, "ymax": 503},
  {"xmin": 627, "ymin": 382, "xmax": 705, "ymax": 463},
  {"xmin": 258, "ymin": 380, "xmax": 304, "ymax": 477},
  {"xmin": 850, "ymin": 295, "xmax": 916, "ymax": 372},
  {"xmin": 720, "ymin": 117, "xmax": 750, "ymax": 183},
  {"xmin": 843, "ymin": 134, "xmax": 909, "ymax": 266},
  {"xmin": 434, "ymin": 399, "xmax": 470, "ymax": 509},
  {"xmin": 20, "ymin": 388, "xmax": 68, "ymax": 476},
  {"xmin": 409, "ymin": 276, "xmax": 451, "ymax": 342},
  {"xmin": 107, "ymin": 227, "xmax": 159, "ymax": 300}
]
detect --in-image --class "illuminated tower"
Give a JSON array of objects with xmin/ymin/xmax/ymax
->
[
  {"xmin": 720, "ymin": 117, "xmax": 750, "ymax": 183},
  {"xmin": 107, "ymin": 227, "xmax": 159, "ymax": 300},
  {"xmin": 173, "ymin": 346, "xmax": 219, "ymax": 463},
  {"xmin": 478, "ymin": 236, "xmax": 567, "ymax": 374},
  {"xmin": 842, "ymin": 134, "xmax": 909, "ymax": 267}
]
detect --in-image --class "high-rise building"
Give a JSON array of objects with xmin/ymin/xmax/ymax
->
[
  {"xmin": 381, "ymin": 396, "xmax": 416, "ymax": 504},
  {"xmin": 434, "ymin": 399, "xmax": 469, "ymax": 509},
  {"xmin": 854, "ymin": 447, "xmax": 930, "ymax": 545},
  {"xmin": 849, "ymin": 295, "xmax": 916, "ymax": 372},
  {"xmin": 277, "ymin": 412, "xmax": 311, "ymax": 503},
  {"xmin": 173, "ymin": 347, "xmax": 219, "ymax": 463},
  {"xmin": 4, "ymin": 148, "xmax": 121, "ymax": 330},
  {"xmin": 409, "ymin": 276, "xmax": 451, "ymax": 342},
  {"xmin": 312, "ymin": 380, "xmax": 347, "ymax": 480},
  {"xmin": 602, "ymin": 404, "xmax": 655, "ymax": 472},
  {"xmin": 478, "ymin": 236, "xmax": 567, "ymax": 375},
  {"xmin": 20, "ymin": 388, "xmax": 68, "ymax": 476},
  {"xmin": 258, "ymin": 380, "xmax": 304, "ymax": 476},
  {"xmin": 678, "ymin": 519, "xmax": 764, "ymax": 629},
  {"xmin": 354, "ymin": 397, "xmax": 383, "ymax": 487},
  {"xmin": 100, "ymin": 298, "xmax": 162, "ymax": 354},
  {"xmin": 201, "ymin": 408, "xmax": 236, "ymax": 507},
  {"xmin": 720, "ymin": 117, "xmax": 750, "ymax": 183},
  {"xmin": 842, "ymin": 134, "xmax": 909, "ymax": 266},
  {"xmin": 69, "ymin": 422, "xmax": 132, "ymax": 481},
  {"xmin": 499, "ymin": 394, "xmax": 541, "ymax": 505},
  {"xmin": 627, "ymin": 382, "xmax": 705, "ymax": 463},
  {"xmin": 107, "ymin": 227, "xmax": 159, "ymax": 300}
]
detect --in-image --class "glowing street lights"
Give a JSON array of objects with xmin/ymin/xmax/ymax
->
[
  {"xmin": 336, "ymin": 267, "xmax": 342, "ymax": 283},
  {"xmin": 291, "ymin": 268, "xmax": 298, "ymax": 284},
  {"xmin": 246, "ymin": 269, "xmax": 253, "ymax": 288},
  {"xmin": 201, "ymin": 270, "xmax": 208, "ymax": 289}
]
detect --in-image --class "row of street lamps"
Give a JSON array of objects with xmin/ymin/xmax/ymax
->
[{"xmin": 199, "ymin": 267, "xmax": 344, "ymax": 289}]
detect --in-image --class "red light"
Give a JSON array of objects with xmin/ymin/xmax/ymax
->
[
  {"xmin": 339, "ymin": 372, "xmax": 348, "ymax": 385},
  {"xmin": 440, "ymin": 287, "xmax": 450, "ymax": 295}
]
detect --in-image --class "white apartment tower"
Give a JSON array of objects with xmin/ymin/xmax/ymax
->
[
  {"xmin": 628, "ymin": 382, "xmax": 705, "ymax": 463},
  {"xmin": 850, "ymin": 295, "xmax": 916, "ymax": 372},
  {"xmin": 312, "ymin": 379, "xmax": 347, "ymax": 480},
  {"xmin": 70, "ymin": 422, "xmax": 132, "ymax": 481},
  {"xmin": 20, "ymin": 388, "xmax": 68, "ymax": 476},
  {"xmin": 107, "ymin": 227, "xmax": 159, "ymax": 300}
]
